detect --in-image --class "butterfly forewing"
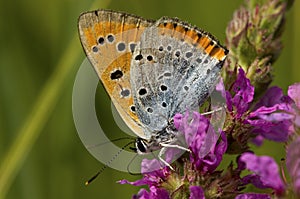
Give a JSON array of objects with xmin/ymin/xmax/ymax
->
[{"xmin": 78, "ymin": 10, "xmax": 155, "ymax": 138}]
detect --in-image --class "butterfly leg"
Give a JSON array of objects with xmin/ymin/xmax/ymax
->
[
  {"xmin": 160, "ymin": 143, "xmax": 191, "ymax": 152},
  {"xmin": 201, "ymin": 105, "xmax": 226, "ymax": 116},
  {"xmin": 158, "ymin": 147, "xmax": 175, "ymax": 171},
  {"xmin": 158, "ymin": 144, "xmax": 191, "ymax": 170}
]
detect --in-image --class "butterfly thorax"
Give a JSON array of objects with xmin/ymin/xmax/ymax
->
[{"xmin": 135, "ymin": 121, "xmax": 178, "ymax": 154}]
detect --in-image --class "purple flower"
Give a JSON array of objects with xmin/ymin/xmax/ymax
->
[
  {"xmin": 226, "ymin": 68, "xmax": 293, "ymax": 144},
  {"xmin": 286, "ymin": 83, "xmax": 300, "ymax": 196},
  {"xmin": 288, "ymin": 83, "xmax": 300, "ymax": 109},
  {"xmin": 119, "ymin": 166, "xmax": 171, "ymax": 199},
  {"xmin": 189, "ymin": 186, "xmax": 205, "ymax": 199},
  {"xmin": 288, "ymin": 83, "xmax": 300, "ymax": 127},
  {"xmin": 118, "ymin": 166, "xmax": 170, "ymax": 187},
  {"xmin": 286, "ymin": 137, "xmax": 300, "ymax": 196},
  {"xmin": 239, "ymin": 152, "xmax": 285, "ymax": 195},
  {"xmin": 235, "ymin": 193, "xmax": 271, "ymax": 199},
  {"xmin": 132, "ymin": 187, "xmax": 170, "ymax": 199},
  {"xmin": 174, "ymin": 111, "xmax": 227, "ymax": 173},
  {"xmin": 229, "ymin": 68, "xmax": 254, "ymax": 118}
]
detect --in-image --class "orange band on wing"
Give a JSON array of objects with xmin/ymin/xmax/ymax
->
[{"xmin": 83, "ymin": 28, "xmax": 97, "ymax": 48}]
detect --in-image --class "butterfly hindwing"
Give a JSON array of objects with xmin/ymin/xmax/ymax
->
[{"xmin": 130, "ymin": 18, "xmax": 228, "ymax": 136}]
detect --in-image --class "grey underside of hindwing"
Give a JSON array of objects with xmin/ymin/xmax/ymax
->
[{"xmin": 130, "ymin": 25, "xmax": 221, "ymax": 138}]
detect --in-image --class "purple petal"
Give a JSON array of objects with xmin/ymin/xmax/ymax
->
[
  {"xmin": 174, "ymin": 112, "xmax": 226, "ymax": 172},
  {"xmin": 239, "ymin": 152, "xmax": 285, "ymax": 194},
  {"xmin": 149, "ymin": 186, "xmax": 170, "ymax": 199},
  {"xmin": 248, "ymin": 120, "xmax": 291, "ymax": 142},
  {"xmin": 189, "ymin": 186, "xmax": 205, "ymax": 199},
  {"xmin": 286, "ymin": 137, "xmax": 300, "ymax": 195},
  {"xmin": 235, "ymin": 193, "xmax": 271, "ymax": 199},
  {"xmin": 132, "ymin": 187, "xmax": 170, "ymax": 199},
  {"xmin": 133, "ymin": 189, "xmax": 150, "ymax": 199},
  {"xmin": 173, "ymin": 113, "xmax": 183, "ymax": 129},
  {"xmin": 232, "ymin": 68, "xmax": 254, "ymax": 117},
  {"xmin": 249, "ymin": 105, "xmax": 294, "ymax": 122},
  {"xmin": 225, "ymin": 90, "xmax": 233, "ymax": 112},
  {"xmin": 247, "ymin": 104, "xmax": 293, "ymax": 142},
  {"xmin": 141, "ymin": 159, "xmax": 163, "ymax": 174},
  {"xmin": 288, "ymin": 83, "xmax": 300, "ymax": 109},
  {"xmin": 251, "ymin": 135, "xmax": 264, "ymax": 146},
  {"xmin": 118, "ymin": 179, "xmax": 148, "ymax": 187},
  {"xmin": 174, "ymin": 112, "xmax": 208, "ymax": 153},
  {"xmin": 203, "ymin": 131, "xmax": 227, "ymax": 172},
  {"xmin": 118, "ymin": 166, "xmax": 170, "ymax": 187},
  {"xmin": 215, "ymin": 78, "xmax": 227, "ymax": 99},
  {"xmin": 295, "ymin": 114, "xmax": 300, "ymax": 127},
  {"xmin": 254, "ymin": 86, "xmax": 284, "ymax": 109},
  {"xmin": 288, "ymin": 83, "xmax": 300, "ymax": 127},
  {"xmin": 241, "ymin": 174, "xmax": 270, "ymax": 189}
]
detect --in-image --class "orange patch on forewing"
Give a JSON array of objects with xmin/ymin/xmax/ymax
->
[
  {"xmin": 198, "ymin": 36, "xmax": 210, "ymax": 49},
  {"xmin": 83, "ymin": 28, "xmax": 97, "ymax": 48},
  {"xmin": 185, "ymin": 29, "xmax": 199, "ymax": 44},
  {"xmin": 209, "ymin": 47, "xmax": 226, "ymax": 61},
  {"xmin": 164, "ymin": 22, "xmax": 174, "ymax": 30},
  {"xmin": 204, "ymin": 44, "xmax": 214, "ymax": 55},
  {"xmin": 173, "ymin": 25, "xmax": 186, "ymax": 40},
  {"xmin": 158, "ymin": 23, "xmax": 165, "ymax": 29}
]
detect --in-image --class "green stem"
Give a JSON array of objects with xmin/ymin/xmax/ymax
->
[{"xmin": 0, "ymin": 1, "xmax": 111, "ymax": 198}]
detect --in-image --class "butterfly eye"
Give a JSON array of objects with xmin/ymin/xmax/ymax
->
[
  {"xmin": 136, "ymin": 138, "xmax": 147, "ymax": 153},
  {"xmin": 162, "ymin": 102, "xmax": 167, "ymax": 108},
  {"xmin": 184, "ymin": 86, "xmax": 189, "ymax": 91},
  {"xmin": 158, "ymin": 46, "xmax": 163, "ymax": 51}
]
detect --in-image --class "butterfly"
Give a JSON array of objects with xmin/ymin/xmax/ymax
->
[{"xmin": 78, "ymin": 9, "xmax": 228, "ymax": 169}]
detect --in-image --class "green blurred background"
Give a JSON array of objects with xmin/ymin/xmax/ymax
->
[{"xmin": 0, "ymin": 0, "xmax": 299, "ymax": 198}]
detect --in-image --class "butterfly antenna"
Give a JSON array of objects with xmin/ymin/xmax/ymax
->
[
  {"xmin": 86, "ymin": 137, "xmax": 135, "ymax": 149},
  {"xmin": 85, "ymin": 141, "xmax": 135, "ymax": 185}
]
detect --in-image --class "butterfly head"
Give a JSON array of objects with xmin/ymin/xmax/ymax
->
[
  {"xmin": 134, "ymin": 123, "xmax": 178, "ymax": 154},
  {"xmin": 135, "ymin": 137, "xmax": 162, "ymax": 154},
  {"xmin": 135, "ymin": 137, "xmax": 149, "ymax": 154}
]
